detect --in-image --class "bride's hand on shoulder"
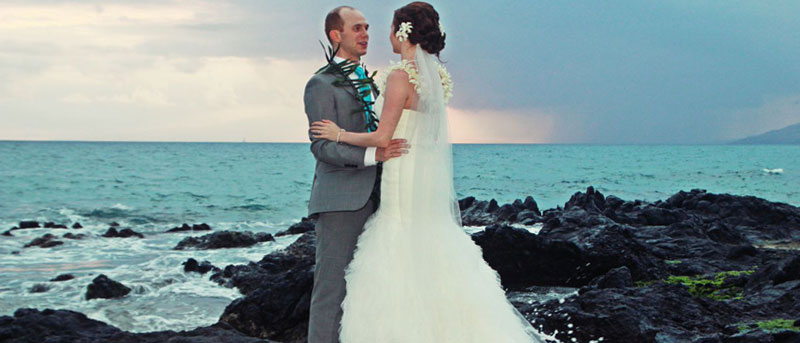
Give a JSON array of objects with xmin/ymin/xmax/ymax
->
[{"xmin": 310, "ymin": 119, "xmax": 343, "ymax": 141}]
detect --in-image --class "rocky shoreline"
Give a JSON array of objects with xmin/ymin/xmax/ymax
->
[{"xmin": 2, "ymin": 187, "xmax": 799, "ymax": 343}]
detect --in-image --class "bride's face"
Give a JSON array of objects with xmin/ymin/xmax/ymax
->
[{"xmin": 389, "ymin": 23, "xmax": 401, "ymax": 54}]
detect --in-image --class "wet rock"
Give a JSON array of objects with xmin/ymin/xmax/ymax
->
[
  {"xmin": 23, "ymin": 234, "xmax": 64, "ymax": 248},
  {"xmin": 214, "ymin": 232, "xmax": 316, "ymax": 342},
  {"xmin": 166, "ymin": 223, "xmax": 212, "ymax": 233},
  {"xmin": 459, "ymin": 195, "xmax": 542, "ymax": 226},
  {"xmin": 502, "ymin": 187, "xmax": 800, "ymax": 343},
  {"xmin": 473, "ymin": 222, "xmax": 664, "ymax": 289},
  {"xmin": 71, "ymin": 222, "xmax": 83, "ymax": 229},
  {"xmin": 62, "ymin": 233, "xmax": 86, "ymax": 240},
  {"xmin": 85, "ymin": 274, "xmax": 131, "ymax": 300},
  {"xmin": 102, "ymin": 227, "xmax": 144, "ymax": 238},
  {"xmin": 589, "ymin": 266, "xmax": 634, "ymax": 289},
  {"xmin": 564, "ymin": 185, "xmax": 606, "ymax": 213},
  {"xmin": 43, "ymin": 222, "xmax": 68, "ymax": 229},
  {"xmin": 2, "ymin": 230, "xmax": 12, "ymax": 237},
  {"xmin": 745, "ymin": 255, "xmax": 800, "ymax": 290},
  {"xmin": 0, "ymin": 308, "xmax": 274, "ymax": 343},
  {"xmin": 183, "ymin": 258, "xmax": 221, "ymax": 274},
  {"xmin": 29, "ymin": 284, "xmax": 50, "ymax": 293},
  {"xmin": 275, "ymin": 217, "xmax": 316, "ymax": 237},
  {"xmin": 18, "ymin": 221, "xmax": 40, "ymax": 229},
  {"xmin": 174, "ymin": 231, "xmax": 274, "ymax": 250},
  {"xmin": 50, "ymin": 274, "xmax": 74, "ymax": 282},
  {"xmin": 726, "ymin": 245, "xmax": 758, "ymax": 259}
]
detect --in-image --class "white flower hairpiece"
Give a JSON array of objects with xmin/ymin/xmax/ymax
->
[
  {"xmin": 396, "ymin": 21, "xmax": 413, "ymax": 42},
  {"xmin": 439, "ymin": 22, "xmax": 445, "ymax": 36}
]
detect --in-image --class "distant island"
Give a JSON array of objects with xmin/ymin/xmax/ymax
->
[{"xmin": 730, "ymin": 122, "xmax": 800, "ymax": 144}]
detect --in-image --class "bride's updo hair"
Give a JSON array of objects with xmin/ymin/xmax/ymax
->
[{"xmin": 392, "ymin": 2, "xmax": 446, "ymax": 57}]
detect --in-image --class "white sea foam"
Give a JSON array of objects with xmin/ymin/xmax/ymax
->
[
  {"xmin": 511, "ymin": 222, "xmax": 544, "ymax": 234},
  {"xmin": 111, "ymin": 203, "xmax": 134, "ymax": 210},
  {"xmin": 463, "ymin": 223, "xmax": 543, "ymax": 235},
  {"xmin": 56, "ymin": 207, "xmax": 88, "ymax": 224},
  {"xmin": 763, "ymin": 168, "xmax": 784, "ymax": 174}
]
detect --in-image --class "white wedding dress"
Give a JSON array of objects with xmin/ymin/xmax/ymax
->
[{"xmin": 338, "ymin": 49, "xmax": 547, "ymax": 343}]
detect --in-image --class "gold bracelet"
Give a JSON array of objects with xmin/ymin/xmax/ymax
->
[{"xmin": 336, "ymin": 128, "xmax": 345, "ymax": 143}]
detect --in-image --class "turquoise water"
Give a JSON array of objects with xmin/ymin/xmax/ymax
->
[
  {"xmin": 0, "ymin": 141, "xmax": 797, "ymax": 332},
  {"xmin": 1, "ymin": 142, "xmax": 797, "ymax": 228}
]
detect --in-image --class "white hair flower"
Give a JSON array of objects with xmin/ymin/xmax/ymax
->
[
  {"xmin": 396, "ymin": 21, "xmax": 413, "ymax": 42},
  {"xmin": 439, "ymin": 22, "xmax": 445, "ymax": 36}
]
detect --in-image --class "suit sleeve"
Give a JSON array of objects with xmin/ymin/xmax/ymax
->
[{"xmin": 304, "ymin": 76, "xmax": 368, "ymax": 169}]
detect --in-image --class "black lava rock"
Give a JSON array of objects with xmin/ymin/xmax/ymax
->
[
  {"xmin": 50, "ymin": 274, "xmax": 75, "ymax": 282},
  {"xmin": 213, "ymin": 232, "xmax": 316, "ymax": 342},
  {"xmin": 166, "ymin": 223, "xmax": 213, "ymax": 233},
  {"xmin": 102, "ymin": 227, "xmax": 144, "ymax": 238},
  {"xmin": 23, "ymin": 234, "xmax": 64, "ymax": 248},
  {"xmin": 275, "ymin": 217, "xmax": 316, "ymax": 237},
  {"xmin": 0, "ymin": 308, "xmax": 273, "ymax": 342},
  {"xmin": 174, "ymin": 231, "xmax": 274, "ymax": 250},
  {"xmin": 29, "ymin": 284, "xmax": 50, "ymax": 293},
  {"xmin": 62, "ymin": 233, "xmax": 86, "ymax": 240},
  {"xmin": 18, "ymin": 221, "xmax": 40, "ymax": 229},
  {"xmin": 589, "ymin": 266, "xmax": 634, "ymax": 289},
  {"xmin": 85, "ymin": 274, "xmax": 131, "ymax": 300},
  {"xmin": 183, "ymin": 258, "xmax": 221, "ymax": 274},
  {"xmin": 43, "ymin": 222, "xmax": 67, "ymax": 229}
]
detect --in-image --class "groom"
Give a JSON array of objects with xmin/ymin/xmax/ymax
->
[{"xmin": 304, "ymin": 6, "xmax": 408, "ymax": 343}]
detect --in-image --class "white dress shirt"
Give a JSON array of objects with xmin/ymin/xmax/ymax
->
[{"xmin": 332, "ymin": 56, "xmax": 377, "ymax": 167}]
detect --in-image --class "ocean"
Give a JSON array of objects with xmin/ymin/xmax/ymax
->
[{"xmin": 0, "ymin": 141, "xmax": 797, "ymax": 332}]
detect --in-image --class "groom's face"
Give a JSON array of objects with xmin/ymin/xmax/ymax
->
[{"xmin": 334, "ymin": 8, "xmax": 369, "ymax": 60}]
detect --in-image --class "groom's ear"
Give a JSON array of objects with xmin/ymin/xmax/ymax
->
[{"xmin": 329, "ymin": 29, "xmax": 342, "ymax": 44}]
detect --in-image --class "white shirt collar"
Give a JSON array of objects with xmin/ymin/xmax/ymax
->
[{"xmin": 332, "ymin": 56, "xmax": 361, "ymax": 64}]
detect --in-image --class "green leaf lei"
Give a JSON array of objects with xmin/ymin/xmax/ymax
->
[{"xmin": 315, "ymin": 41, "xmax": 380, "ymax": 132}]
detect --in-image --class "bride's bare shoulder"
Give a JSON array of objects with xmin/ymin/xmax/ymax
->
[
  {"xmin": 386, "ymin": 69, "xmax": 411, "ymax": 85},
  {"xmin": 379, "ymin": 60, "xmax": 419, "ymax": 95},
  {"xmin": 382, "ymin": 69, "xmax": 416, "ymax": 99}
]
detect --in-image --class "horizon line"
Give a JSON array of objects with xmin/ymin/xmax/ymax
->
[{"xmin": 0, "ymin": 139, "xmax": 746, "ymax": 146}]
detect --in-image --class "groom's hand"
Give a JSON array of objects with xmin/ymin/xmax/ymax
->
[{"xmin": 376, "ymin": 139, "xmax": 409, "ymax": 162}]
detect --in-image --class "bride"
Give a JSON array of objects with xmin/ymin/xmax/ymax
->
[{"xmin": 310, "ymin": 2, "xmax": 547, "ymax": 342}]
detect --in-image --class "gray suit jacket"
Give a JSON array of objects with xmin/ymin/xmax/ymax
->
[{"xmin": 304, "ymin": 67, "xmax": 379, "ymax": 216}]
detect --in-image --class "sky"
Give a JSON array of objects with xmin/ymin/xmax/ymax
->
[{"xmin": 0, "ymin": 0, "xmax": 798, "ymax": 144}]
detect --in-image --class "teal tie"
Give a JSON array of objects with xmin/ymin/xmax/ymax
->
[{"xmin": 354, "ymin": 66, "xmax": 375, "ymax": 132}]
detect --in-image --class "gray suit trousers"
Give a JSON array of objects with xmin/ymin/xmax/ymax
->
[{"xmin": 308, "ymin": 199, "xmax": 377, "ymax": 343}]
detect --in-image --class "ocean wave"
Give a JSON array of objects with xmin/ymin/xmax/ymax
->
[
  {"xmin": 182, "ymin": 192, "xmax": 209, "ymax": 199},
  {"xmin": 77, "ymin": 206, "xmax": 169, "ymax": 224},
  {"xmin": 763, "ymin": 168, "xmax": 783, "ymax": 174},
  {"xmin": 80, "ymin": 208, "xmax": 132, "ymax": 219},
  {"xmin": 227, "ymin": 204, "xmax": 274, "ymax": 212}
]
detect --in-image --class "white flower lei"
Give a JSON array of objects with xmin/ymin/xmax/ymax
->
[
  {"xmin": 437, "ymin": 63, "xmax": 453, "ymax": 103},
  {"xmin": 378, "ymin": 60, "xmax": 454, "ymax": 104}
]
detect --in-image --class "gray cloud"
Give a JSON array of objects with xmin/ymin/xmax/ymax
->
[{"xmin": 1, "ymin": 0, "xmax": 798, "ymax": 143}]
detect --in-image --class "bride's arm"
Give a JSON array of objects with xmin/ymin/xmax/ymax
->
[{"xmin": 311, "ymin": 70, "xmax": 411, "ymax": 148}]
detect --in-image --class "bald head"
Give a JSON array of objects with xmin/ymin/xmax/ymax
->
[
  {"xmin": 324, "ymin": 6, "xmax": 369, "ymax": 61},
  {"xmin": 325, "ymin": 6, "xmax": 354, "ymax": 44}
]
